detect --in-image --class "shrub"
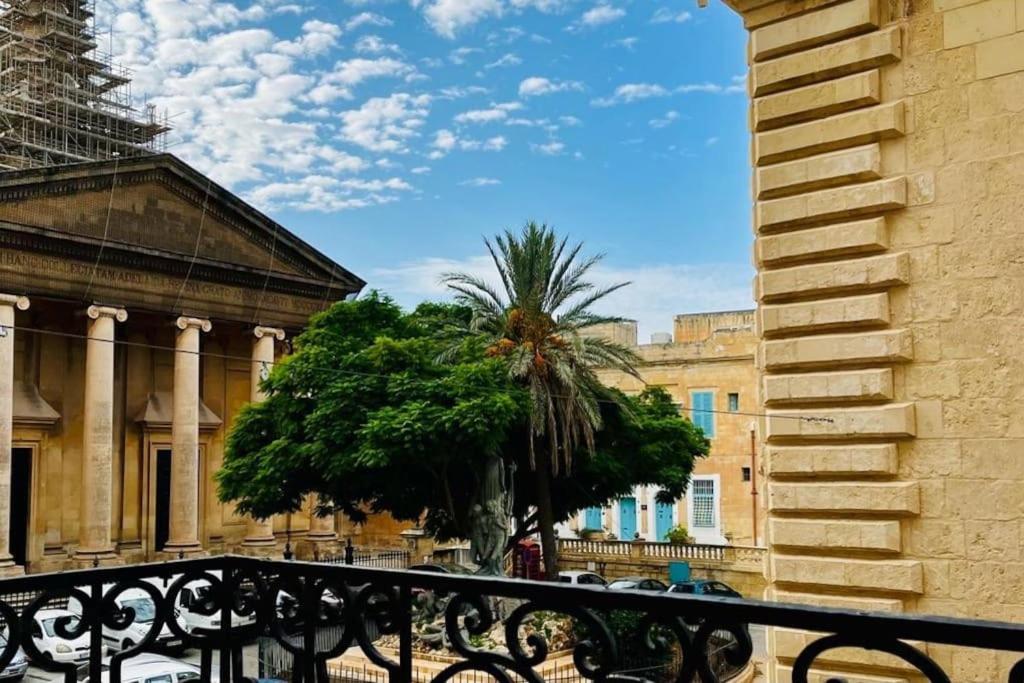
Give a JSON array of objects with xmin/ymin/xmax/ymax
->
[{"xmin": 665, "ymin": 525, "xmax": 692, "ymax": 545}]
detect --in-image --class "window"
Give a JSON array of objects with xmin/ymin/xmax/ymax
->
[
  {"xmin": 691, "ymin": 479, "xmax": 716, "ymax": 528},
  {"xmin": 742, "ymin": 467, "xmax": 751, "ymax": 482},
  {"xmin": 690, "ymin": 391, "xmax": 715, "ymax": 437},
  {"xmin": 728, "ymin": 393, "xmax": 739, "ymax": 412}
]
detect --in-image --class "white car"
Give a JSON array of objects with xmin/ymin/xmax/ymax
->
[
  {"xmin": 28, "ymin": 608, "xmax": 94, "ymax": 664},
  {"xmin": 558, "ymin": 571, "xmax": 607, "ymax": 586},
  {"xmin": 170, "ymin": 572, "xmax": 257, "ymax": 634},
  {"xmin": 0, "ymin": 632, "xmax": 28, "ymax": 680},
  {"xmin": 75, "ymin": 653, "xmax": 212, "ymax": 683},
  {"xmin": 68, "ymin": 586, "xmax": 189, "ymax": 654}
]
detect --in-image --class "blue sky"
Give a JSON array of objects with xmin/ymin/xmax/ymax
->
[{"xmin": 101, "ymin": 0, "xmax": 754, "ymax": 339}]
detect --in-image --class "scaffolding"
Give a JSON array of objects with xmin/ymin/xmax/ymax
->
[{"xmin": 0, "ymin": 0, "xmax": 168, "ymax": 170}]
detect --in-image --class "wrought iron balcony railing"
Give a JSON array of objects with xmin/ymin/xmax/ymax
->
[{"xmin": 0, "ymin": 555, "xmax": 1021, "ymax": 683}]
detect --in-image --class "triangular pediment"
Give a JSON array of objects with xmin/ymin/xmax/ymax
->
[{"xmin": 0, "ymin": 155, "xmax": 363, "ymax": 289}]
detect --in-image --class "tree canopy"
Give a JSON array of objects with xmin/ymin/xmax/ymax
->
[{"xmin": 217, "ymin": 293, "xmax": 709, "ymax": 547}]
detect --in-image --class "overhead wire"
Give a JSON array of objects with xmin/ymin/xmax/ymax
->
[
  {"xmin": 172, "ymin": 178, "xmax": 214, "ymax": 313},
  {"xmin": 82, "ymin": 155, "xmax": 119, "ymax": 303},
  {"xmin": 0, "ymin": 322, "xmax": 834, "ymax": 424}
]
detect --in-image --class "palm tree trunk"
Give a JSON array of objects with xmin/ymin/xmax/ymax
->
[{"xmin": 535, "ymin": 449, "xmax": 559, "ymax": 580}]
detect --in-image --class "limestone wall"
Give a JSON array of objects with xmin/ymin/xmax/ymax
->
[{"xmin": 720, "ymin": 0, "xmax": 1024, "ymax": 678}]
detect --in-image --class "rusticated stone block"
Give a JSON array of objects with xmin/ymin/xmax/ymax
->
[
  {"xmin": 757, "ymin": 217, "xmax": 887, "ymax": 264},
  {"xmin": 752, "ymin": 0, "xmax": 879, "ymax": 61},
  {"xmin": 756, "ymin": 102, "xmax": 905, "ymax": 165},
  {"xmin": 758, "ymin": 144, "xmax": 883, "ymax": 199},
  {"xmin": 772, "ymin": 555, "xmax": 924, "ymax": 592},
  {"xmin": 762, "ymin": 329, "xmax": 912, "ymax": 370},
  {"xmin": 769, "ymin": 481, "xmax": 919, "ymax": 515},
  {"xmin": 770, "ymin": 443, "xmax": 898, "ymax": 476},
  {"xmin": 764, "ymin": 367, "xmax": 894, "ymax": 404},
  {"xmin": 774, "ymin": 629, "xmax": 925, "ymax": 670},
  {"xmin": 775, "ymin": 664, "xmax": 910, "ymax": 683},
  {"xmin": 772, "ymin": 590, "xmax": 904, "ymax": 612},
  {"xmin": 758, "ymin": 252, "xmax": 909, "ymax": 301},
  {"xmin": 756, "ymin": 70, "xmax": 881, "ymax": 131},
  {"xmin": 766, "ymin": 402, "xmax": 916, "ymax": 440},
  {"xmin": 753, "ymin": 28, "xmax": 901, "ymax": 96},
  {"xmin": 758, "ymin": 177, "xmax": 906, "ymax": 231},
  {"xmin": 771, "ymin": 519, "xmax": 902, "ymax": 552},
  {"xmin": 975, "ymin": 33, "xmax": 1024, "ymax": 79},
  {"xmin": 760, "ymin": 293, "xmax": 890, "ymax": 335}
]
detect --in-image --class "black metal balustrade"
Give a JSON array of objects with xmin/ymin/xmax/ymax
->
[{"xmin": 0, "ymin": 555, "xmax": 1023, "ymax": 683}]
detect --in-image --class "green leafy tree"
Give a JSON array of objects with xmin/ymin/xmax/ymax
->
[{"xmin": 442, "ymin": 222, "xmax": 643, "ymax": 577}]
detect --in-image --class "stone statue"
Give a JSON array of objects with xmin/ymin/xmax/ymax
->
[{"xmin": 469, "ymin": 455, "xmax": 512, "ymax": 576}]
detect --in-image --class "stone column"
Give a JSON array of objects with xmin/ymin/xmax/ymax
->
[
  {"xmin": 241, "ymin": 326, "xmax": 285, "ymax": 550},
  {"xmin": 0, "ymin": 295, "xmax": 28, "ymax": 574},
  {"xmin": 307, "ymin": 495, "xmax": 338, "ymax": 541},
  {"xmin": 165, "ymin": 316, "xmax": 211, "ymax": 556},
  {"xmin": 74, "ymin": 305, "xmax": 127, "ymax": 565}
]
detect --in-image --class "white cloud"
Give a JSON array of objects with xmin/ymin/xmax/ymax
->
[
  {"xmin": 519, "ymin": 76, "xmax": 584, "ymax": 97},
  {"xmin": 459, "ymin": 177, "xmax": 502, "ymax": 186},
  {"xmin": 437, "ymin": 85, "xmax": 491, "ymax": 99},
  {"xmin": 485, "ymin": 52, "xmax": 522, "ymax": 69},
  {"xmin": 453, "ymin": 101, "xmax": 522, "ymax": 124},
  {"xmin": 705, "ymin": 136, "xmax": 719, "ymax": 146},
  {"xmin": 411, "ymin": 166, "xmax": 432, "ymax": 174},
  {"xmin": 559, "ymin": 115, "xmax": 582, "ymax": 126},
  {"xmin": 273, "ymin": 20, "xmax": 341, "ymax": 57},
  {"xmin": 567, "ymin": 4, "xmax": 625, "ymax": 31},
  {"xmin": 430, "ymin": 129, "xmax": 508, "ymax": 157},
  {"xmin": 339, "ymin": 93, "xmax": 432, "ymax": 152},
  {"xmin": 370, "ymin": 256, "xmax": 756, "ymax": 341},
  {"xmin": 354, "ymin": 35, "xmax": 402, "ymax": 54},
  {"xmin": 417, "ymin": 0, "xmax": 503, "ymax": 39},
  {"xmin": 246, "ymin": 174, "xmax": 414, "ymax": 212},
  {"xmin": 650, "ymin": 8, "xmax": 692, "ymax": 24},
  {"xmin": 508, "ymin": 0, "xmax": 576, "ymax": 11},
  {"xmin": 591, "ymin": 83, "xmax": 669, "ymax": 106},
  {"xmin": 448, "ymin": 47, "xmax": 484, "ymax": 65},
  {"xmin": 649, "ymin": 110, "xmax": 680, "ymax": 128},
  {"xmin": 531, "ymin": 140, "xmax": 565, "ymax": 155},
  {"xmin": 344, "ymin": 11, "xmax": 393, "ymax": 31},
  {"xmin": 606, "ymin": 36, "xmax": 638, "ymax": 50}
]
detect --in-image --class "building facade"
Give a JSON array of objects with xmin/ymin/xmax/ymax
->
[
  {"xmin": 0, "ymin": 155, "xmax": 364, "ymax": 573},
  {"xmin": 563, "ymin": 310, "xmax": 764, "ymax": 548},
  {"xmin": 712, "ymin": 0, "xmax": 1024, "ymax": 679}
]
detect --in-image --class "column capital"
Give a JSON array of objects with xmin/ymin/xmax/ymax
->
[
  {"xmin": 253, "ymin": 326, "xmax": 286, "ymax": 341},
  {"xmin": 175, "ymin": 316, "xmax": 212, "ymax": 333},
  {"xmin": 0, "ymin": 295, "xmax": 29, "ymax": 312},
  {"xmin": 87, "ymin": 305, "xmax": 128, "ymax": 323}
]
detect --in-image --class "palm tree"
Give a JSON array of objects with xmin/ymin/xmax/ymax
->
[{"xmin": 443, "ymin": 222, "xmax": 640, "ymax": 578}]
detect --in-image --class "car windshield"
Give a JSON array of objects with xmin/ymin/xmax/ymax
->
[
  {"xmin": 121, "ymin": 598, "xmax": 157, "ymax": 623},
  {"xmin": 193, "ymin": 585, "xmax": 210, "ymax": 599},
  {"xmin": 558, "ymin": 576, "xmax": 573, "ymax": 583},
  {"xmin": 607, "ymin": 581, "xmax": 637, "ymax": 589},
  {"xmin": 41, "ymin": 615, "xmax": 80, "ymax": 638}
]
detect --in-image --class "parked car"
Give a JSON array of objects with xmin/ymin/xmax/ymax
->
[
  {"xmin": 29, "ymin": 608, "xmax": 93, "ymax": 664},
  {"xmin": 606, "ymin": 577, "xmax": 668, "ymax": 592},
  {"xmin": 75, "ymin": 653, "xmax": 214, "ymax": 683},
  {"xmin": 168, "ymin": 572, "xmax": 257, "ymax": 634},
  {"xmin": 667, "ymin": 580, "xmax": 742, "ymax": 598},
  {"xmin": 0, "ymin": 632, "xmax": 28, "ymax": 680},
  {"xmin": 408, "ymin": 563, "xmax": 475, "ymax": 575},
  {"xmin": 69, "ymin": 586, "xmax": 188, "ymax": 654},
  {"xmin": 558, "ymin": 571, "xmax": 607, "ymax": 586}
]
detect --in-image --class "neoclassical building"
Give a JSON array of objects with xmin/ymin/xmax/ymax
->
[{"xmin": 0, "ymin": 155, "xmax": 364, "ymax": 573}]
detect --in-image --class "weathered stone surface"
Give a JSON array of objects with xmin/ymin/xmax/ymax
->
[
  {"xmin": 769, "ymin": 481, "xmax": 919, "ymax": 515},
  {"xmin": 751, "ymin": 0, "xmax": 879, "ymax": 61},
  {"xmin": 770, "ymin": 443, "xmax": 899, "ymax": 476},
  {"xmin": 975, "ymin": 32, "xmax": 1024, "ymax": 79},
  {"xmin": 753, "ymin": 28, "xmax": 901, "ymax": 96},
  {"xmin": 757, "ymin": 216, "xmax": 887, "ymax": 264},
  {"xmin": 943, "ymin": 0, "xmax": 1016, "ymax": 49},
  {"xmin": 771, "ymin": 590, "xmax": 905, "ymax": 612},
  {"xmin": 758, "ymin": 177, "xmax": 906, "ymax": 230},
  {"xmin": 758, "ymin": 252, "xmax": 910, "ymax": 301},
  {"xmin": 758, "ymin": 144, "xmax": 883, "ymax": 199},
  {"xmin": 775, "ymin": 664, "xmax": 909, "ymax": 683},
  {"xmin": 756, "ymin": 70, "xmax": 880, "ymax": 131},
  {"xmin": 771, "ymin": 518, "xmax": 902, "ymax": 552},
  {"xmin": 764, "ymin": 367, "xmax": 894, "ymax": 404},
  {"xmin": 763, "ymin": 329, "xmax": 913, "ymax": 369},
  {"xmin": 756, "ymin": 102, "xmax": 905, "ymax": 165},
  {"xmin": 772, "ymin": 555, "xmax": 924, "ymax": 592},
  {"xmin": 766, "ymin": 402, "xmax": 917, "ymax": 440},
  {"xmin": 774, "ymin": 629, "xmax": 925, "ymax": 670},
  {"xmin": 760, "ymin": 293, "xmax": 890, "ymax": 335}
]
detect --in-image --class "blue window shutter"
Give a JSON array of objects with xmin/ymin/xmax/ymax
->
[{"xmin": 692, "ymin": 391, "xmax": 715, "ymax": 438}]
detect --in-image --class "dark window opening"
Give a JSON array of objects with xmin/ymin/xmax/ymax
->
[
  {"xmin": 728, "ymin": 393, "xmax": 739, "ymax": 412},
  {"xmin": 155, "ymin": 449, "xmax": 172, "ymax": 552},
  {"xmin": 741, "ymin": 467, "xmax": 751, "ymax": 482}
]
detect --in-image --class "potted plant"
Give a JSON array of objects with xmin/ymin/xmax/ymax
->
[
  {"xmin": 665, "ymin": 525, "xmax": 693, "ymax": 545},
  {"xmin": 580, "ymin": 527, "xmax": 606, "ymax": 541}
]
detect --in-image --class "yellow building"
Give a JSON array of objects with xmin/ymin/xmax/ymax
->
[
  {"xmin": 565, "ymin": 310, "xmax": 764, "ymax": 548},
  {"xmin": 704, "ymin": 0, "xmax": 1024, "ymax": 678},
  {"xmin": 0, "ymin": 155, "xmax": 364, "ymax": 573}
]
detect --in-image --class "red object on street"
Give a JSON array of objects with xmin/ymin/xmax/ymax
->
[{"xmin": 513, "ymin": 539, "xmax": 544, "ymax": 580}]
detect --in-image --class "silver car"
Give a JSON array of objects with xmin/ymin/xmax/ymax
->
[{"xmin": 0, "ymin": 633, "xmax": 28, "ymax": 681}]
